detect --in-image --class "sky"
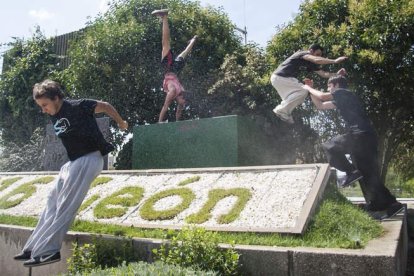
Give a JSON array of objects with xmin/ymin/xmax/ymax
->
[{"xmin": 0, "ymin": 0, "xmax": 303, "ymax": 49}]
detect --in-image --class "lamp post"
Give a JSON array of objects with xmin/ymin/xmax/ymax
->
[{"xmin": 235, "ymin": 26, "xmax": 247, "ymax": 45}]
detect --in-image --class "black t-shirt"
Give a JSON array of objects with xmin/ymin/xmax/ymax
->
[
  {"xmin": 51, "ymin": 99, "xmax": 114, "ymax": 161},
  {"xmin": 331, "ymin": 89, "xmax": 375, "ymax": 134},
  {"xmin": 274, "ymin": 50, "xmax": 321, "ymax": 78}
]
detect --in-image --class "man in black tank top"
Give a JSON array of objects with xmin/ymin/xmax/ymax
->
[
  {"xmin": 302, "ymin": 76, "xmax": 403, "ymax": 220},
  {"xmin": 270, "ymin": 44, "xmax": 347, "ymax": 124}
]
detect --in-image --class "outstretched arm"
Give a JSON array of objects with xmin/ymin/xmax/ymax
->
[
  {"xmin": 95, "ymin": 101, "xmax": 128, "ymax": 130},
  {"xmin": 303, "ymin": 55, "xmax": 347, "ymax": 65},
  {"xmin": 177, "ymin": 35, "xmax": 198, "ymax": 59},
  {"xmin": 315, "ymin": 67, "xmax": 347, "ymax": 79},
  {"xmin": 302, "ymin": 85, "xmax": 336, "ymax": 110}
]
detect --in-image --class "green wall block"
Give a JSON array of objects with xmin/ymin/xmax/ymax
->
[{"xmin": 133, "ymin": 115, "xmax": 277, "ymax": 169}]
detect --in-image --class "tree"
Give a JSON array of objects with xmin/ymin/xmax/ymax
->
[
  {"xmin": 207, "ymin": 45, "xmax": 320, "ymax": 164},
  {"xmin": 58, "ymin": 0, "xmax": 242, "ymax": 169},
  {"xmin": 61, "ymin": 0, "xmax": 241, "ymax": 130},
  {"xmin": 267, "ymin": 0, "xmax": 414, "ymax": 182},
  {"xmin": 0, "ymin": 28, "xmax": 59, "ymax": 147}
]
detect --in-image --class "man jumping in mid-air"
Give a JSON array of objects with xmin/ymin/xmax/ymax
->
[
  {"xmin": 270, "ymin": 44, "xmax": 347, "ymax": 124},
  {"xmin": 152, "ymin": 9, "xmax": 197, "ymax": 123}
]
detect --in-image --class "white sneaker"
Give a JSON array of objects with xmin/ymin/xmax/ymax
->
[
  {"xmin": 273, "ymin": 107, "xmax": 294, "ymax": 124},
  {"xmin": 151, "ymin": 9, "xmax": 169, "ymax": 17}
]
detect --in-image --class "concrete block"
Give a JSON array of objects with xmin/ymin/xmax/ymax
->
[
  {"xmin": 229, "ymin": 244, "xmax": 289, "ymax": 276},
  {"xmin": 132, "ymin": 115, "xmax": 287, "ymax": 169},
  {"xmin": 0, "ymin": 224, "xmax": 74, "ymax": 276}
]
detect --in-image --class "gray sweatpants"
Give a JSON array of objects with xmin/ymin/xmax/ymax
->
[
  {"xmin": 23, "ymin": 151, "xmax": 103, "ymax": 257},
  {"xmin": 270, "ymin": 73, "xmax": 308, "ymax": 115}
]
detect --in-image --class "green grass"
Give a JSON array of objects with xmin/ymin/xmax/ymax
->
[
  {"xmin": 178, "ymin": 176, "xmax": 201, "ymax": 186},
  {"xmin": 91, "ymin": 177, "xmax": 113, "ymax": 188},
  {"xmin": 140, "ymin": 188, "xmax": 195, "ymax": 220},
  {"xmin": 0, "ymin": 183, "xmax": 383, "ymax": 249},
  {"xmin": 0, "ymin": 176, "xmax": 55, "ymax": 209},
  {"xmin": 79, "ymin": 195, "xmax": 101, "ymax": 213},
  {"xmin": 0, "ymin": 177, "xmax": 22, "ymax": 192},
  {"xmin": 186, "ymin": 188, "xmax": 251, "ymax": 224},
  {"xmin": 94, "ymin": 186, "xmax": 144, "ymax": 219}
]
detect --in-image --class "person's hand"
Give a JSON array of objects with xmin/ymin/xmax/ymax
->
[
  {"xmin": 337, "ymin": 68, "xmax": 347, "ymax": 76},
  {"xmin": 118, "ymin": 120, "xmax": 128, "ymax": 130},
  {"xmin": 302, "ymin": 84, "xmax": 311, "ymax": 91},
  {"xmin": 303, "ymin": 78, "xmax": 313, "ymax": 87},
  {"xmin": 334, "ymin": 56, "xmax": 348, "ymax": 64}
]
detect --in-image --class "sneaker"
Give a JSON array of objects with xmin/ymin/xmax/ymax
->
[
  {"xmin": 151, "ymin": 9, "xmax": 169, "ymax": 17},
  {"xmin": 367, "ymin": 210, "xmax": 386, "ymax": 220},
  {"xmin": 23, "ymin": 252, "xmax": 61, "ymax": 267},
  {"xmin": 341, "ymin": 170, "xmax": 363, "ymax": 188},
  {"xmin": 385, "ymin": 202, "xmax": 405, "ymax": 218},
  {"xmin": 367, "ymin": 202, "xmax": 405, "ymax": 221},
  {"xmin": 273, "ymin": 107, "xmax": 294, "ymax": 124},
  {"xmin": 14, "ymin": 251, "xmax": 31, "ymax": 261}
]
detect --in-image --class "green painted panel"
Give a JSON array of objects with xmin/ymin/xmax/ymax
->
[{"xmin": 133, "ymin": 116, "xmax": 239, "ymax": 169}]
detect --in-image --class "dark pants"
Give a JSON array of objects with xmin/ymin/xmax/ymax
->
[{"xmin": 323, "ymin": 132, "xmax": 396, "ymax": 210}]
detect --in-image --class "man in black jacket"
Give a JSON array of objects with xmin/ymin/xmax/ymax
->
[{"xmin": 302, "ymin": 75, "xmax": 403, "ymax": 219}]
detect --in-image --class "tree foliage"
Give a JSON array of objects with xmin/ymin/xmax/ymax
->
[
  {"xmin": 267, "ymin": 0, "xmax": 414, "ymax": 181},
  {"xmin": 61, "ymin": 0, "xmax": 240, "ymax": 127},
  {"xmin": 0, "ymin": 28, "xmax": 59, "ymax": 147},
  {"xmin": 207, "ymin": 45, "xmax": 321, "ymax": 164}
]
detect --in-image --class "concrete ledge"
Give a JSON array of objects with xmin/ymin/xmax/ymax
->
[{"xmin": 0, "ymin": 212, "xmax": 407, "ymax": 276}]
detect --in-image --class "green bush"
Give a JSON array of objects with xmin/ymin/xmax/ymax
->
[
  {"xmin": 67, "ymin": 243, "xmax": 98, "ymax": 274},
  {"xmin": 153, "ymin": 227, "xmax": 240, "ymax": 275},
  {"xmin": 67, "ymin": 236, "xmax": 137, "ymax": 274},
  {"xmin": 64, "ymin": 261, "xmax": 217, "ymax": 275}
]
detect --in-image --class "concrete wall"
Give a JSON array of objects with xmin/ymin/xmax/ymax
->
[{"xmin": 0, "ymin": 213, "xmax": 407, "ymax": 276}]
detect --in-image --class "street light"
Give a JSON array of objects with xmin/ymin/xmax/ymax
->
[{"xmin": 235, "ymin": 26, "xmax": 247, "ymax": 45}]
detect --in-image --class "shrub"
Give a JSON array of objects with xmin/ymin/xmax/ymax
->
[
  {"xmin": 153, "ymin": 227, "xmax": 240, "ymax": 275},
  {"xmin": 67, "ymin": 243, "xmax": 98, "ymax": 274},
  {"xmin": 65, "ymin": 261, "xmax": 217, "ymax": 275},
  {"xmin": 67, "ymin": 236, "xmax": 136, "ymax": 274}
]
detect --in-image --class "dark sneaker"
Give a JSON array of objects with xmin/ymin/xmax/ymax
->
[
  {"xmin": 23, "ymin": 252, "xmax": 61, "ymax": 267},
  {"xmin": 341, "ymin": 170, "xmax": 363, "ymax": 188},
  {"xmin": 367, "ymin": 210, "xmax": 386, "ymax": 220},
  {"xmin": 367, "ymin": 202, "xmax": 405, "ymax": 221},
  {"xmin": 14, "ymin": 251, "xmax": 31, "ymax": 261},
  {"xmin": 151, "ymin": 9, "xmax": 169, "ymax": 17},
  {"xmin": 385, "ymin": 202, "xmax": 405, "ymax": 218}
]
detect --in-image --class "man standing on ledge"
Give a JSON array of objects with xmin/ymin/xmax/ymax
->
[
  {"xmin": 302, "ymin": 75, "xmax": 403, "ymax": 219},
  {"xmin": 271, "ymin": 44, "xmax": 347, "ymax": 124},
  {"xmin": 13, "ymin": 79, "xmax": 128, "ymax": 267}
]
